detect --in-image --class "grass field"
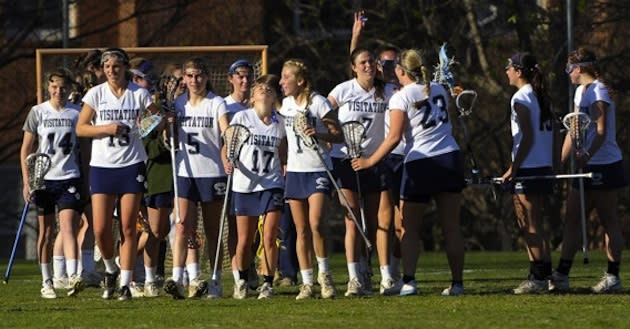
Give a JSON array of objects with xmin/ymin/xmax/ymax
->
[{"xmin": 1, "ymin": 251, "xmax": 629, "ymax": 329}]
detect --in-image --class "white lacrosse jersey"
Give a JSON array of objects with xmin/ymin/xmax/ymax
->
[
  {"xmin": 174, "ymin": 91, "xmax": 228, "ymax": 178},
  {"xmin": 23, "ymin": 101, "xmax": 81, "ymax": 180},
  {"xmin": 574, "ymin": 80, "xmax": 622, "ymax": 165},
  {"xmin": 389, "ymin": 82, "xmax": 459, "ymax": 163},
  {"xmin": 385, "ymin": 103, "xmax": 406, "ymax": 156},
  {"xmin": 328, "ymin": 79, "xmax": 392, "ymax": 158},
  {"xmin": 510, "ymin": 84, "xmax": 553, "ymax": 168},
  {"xmin": 224, "ymin": 94, "xmax": 248, "ymax": 123},
  {"xmin": 279, "ymin": 93, "xmax": 332, "ymax": 172},
  {"xmin": 231, "ymin": 109, "xmax": 286, "ymax": 193}
]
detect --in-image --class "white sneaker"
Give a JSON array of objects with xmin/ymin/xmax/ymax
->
[
  {"xmin": 513, "ymin": 277, "xmax": 548, "ymax": 294},
  {"xmin": 232, "ymin": 279, "xmax": 247, "ymax": 300},
  {"xmin": 591, "ymin": 272, "xmax": 623, "ymax": 294},
  {"xmin": 380, "ymin": 277, "xmax": 402, "ymax": 296},
  {"xmin": 188, "ymin": 278, "xmax": 208, "ymax": 298},
  {"xmin": 206, "ymin": 280, "xmax": 223, "ymax": 299},
  {"xmin": 399, "ymin": 280, "xmax": 417, "ymax": 296},
  {"xmin": 67, "ymin": 274, "xmax": 84, "ymax": 297},
  {"xmin": 441, "ymin": 283, "xmax": 464, "ymax": 296},
  {"xmin": 53, "ymin": 276, "xmax": 69, "ymax": 289},
  {"xmin": 317, "ymin": 272, "xmax": 337, "ymax": 299},
  {"xmin": 548, "ymin": 271, "xmax": 570, "ymax": 292},
  {"xmin": 118, "ymin": 285, "xmax": 132, "ymax": 301},
  {"xmin": 344, "ymin": 277, "xmax": 364, "ymax": 297},
  {"xmin": 164, "ymin": 278, "xmax": 185, "ymax": 300},
  {"xmin": 130, "ymin": 282, "xmax": 145, "ymax": 298},
  {"xmin": 257, "ymin": 282, "xmax": 273, "ymax": 300},
  {"xmin": 41, "ymin": 280, "xmax": 57, "ymax": 299},
  {"xmin": 144, "ymin": 282, "xmax": 159, "ymax": 297},
  {"xmin": 296, "ymin": 284, "xmax": 314, "ymax": 300}
]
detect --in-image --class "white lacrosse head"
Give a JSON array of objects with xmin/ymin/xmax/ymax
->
[
  {"xmin": 26, "ymin": 153, "xmax": 52, "ymax": 195},
  {"xmin": 223, "ymin": 124, "xmax": 251, "ymax": 164},
  {"xmin": 562, "ymin": 112, "xmax": 591, "ymax": 150},
  {"xmin": 341, "ymin": 121, "xmax": 365, "ymax": 159},
  {"xmin": 292, "ymin": 110, "xmax": 317, "ymax": 149},
  {"xmin": 138, "ymin": 113, "xmax": 163, "ymax": 138},
  {"xmin": 455, "ymin": 90, "xmax": 477, "ymax": 117}
]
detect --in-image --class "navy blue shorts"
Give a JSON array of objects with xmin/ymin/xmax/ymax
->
[
  {"xmin": 572, "ymin": 160, "xmax": 628, "ymax": 190},
  {"xmin": 510, "ymin": 167, "xmax": 554, "ymax": 194},
  {"xmin": 331, "ymin": 157, "xmax": 387, "ymax": 193},
  {"xmin": 90, "ymin": 162, "xmax": 147, "ymax": 194},
  {"xmin": 400, "ymin": 151, "xmax": 465, "ymax": 203},
  {"xmin": 145, "ymin": 191, "xmax": 174, "ymax": 209},
  {"xmin": 33, "ymin": 178, "xmax": 83, "ymax": 215},
  {"xmin": 285, "ymin": 171, "xmax": 331, "ymax": 199},
  {"xmin": 232, "ymin": 188, "xmax": 284, "ymax": 216},
  {"xmin": 383, "ymin": 153, "xmax": 404, "ymax": 204},
  {"xmin": 177, "ymin": 176, "xmax": 227, "ymax": 203}
]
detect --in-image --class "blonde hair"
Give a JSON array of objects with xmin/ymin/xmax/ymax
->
[
  {"xmin": 282, "ymin": 58, "xmax": 313, "ymax": 104},
  {"xmin": 399, "ymin": 49, "xmax": 431, "ymax": 108},
  {"xmin": 250, "ymin": 74, "xmax": 281, "ymax": 108}
]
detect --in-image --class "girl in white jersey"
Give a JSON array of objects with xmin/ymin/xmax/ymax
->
[
  {"xmin": 279, "ymin": 59, "xmax": 343, "ymax": 299},
  {"xmin": 225, "ymin": 59, "xmax": 253, "ymax": 121},
  {"xmin": 162, "ymin": 58, "xmax": 230, "ymax": 299},
  {"xmin": 227, "ymin": 75, "xmax": 287, "ymax": 300},
  {"xmin": 502, "ymin": 53, "xmax": 555, "ymax": 294},
  {"xmin": 77, "ymin": 48, "xmax": 160, "ymax": 300},
  {"xmin": 21, "ymin": 69, "xmax": 84, "ymax": 299},
  {"xmin": 352, "ymin": 49, "xmax": 466, "ymax": 296},
  {"xmin": 328, "ymin": 47, "xmax": 397, "ymax": 296},
  {"xmin": 551, "ymin": 48, "xmax": 626, "ymax": 294}
]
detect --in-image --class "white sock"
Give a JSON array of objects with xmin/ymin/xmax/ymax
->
[
  {"xmin": 301, "ymin": 268, "xmax": 314, "ymax": 285},
  {"xmin": 380, "ymin": 265, "xmax": 392, "ymax": 282},
  {"xmin": 347, "ymin": 262, "xmax": 359, "ymax": 280},
  {"xmin": 232, "ymin": 270, "xmax": 240, "ymax": 283},
  {"xmin": 53, "ymin": 256, "xmax": 66, "ymax": 279},
  {"xmin": 66, "ymin": 259, "xmax": 78, "ymax": 277},
  {"xmin": 145, "ymin": 266, "xmax": 157, "ymax": 284},
  {"xmin": 172, "ymin": 267, "xmax": 184, "ymax": 284},
  {"xmin": 186, "ymin": 263, "xmax": 200, "ymax": 281},
  {"xmin": 120, "ymin": 270, "xmax": 133, "ymax": 287},
  {"xmin": 81, "ymin": 249, "xmax": 96, "ymax": 273},
  {"xmin": 316, "ymin": 257, "xmax": 329, "ymax": 274},
  {"xmin": 103, "ymin": 258, "xmax": 118, "ymax": 274},
  {"xmin": 41, "ymin": 263, "xmax": 52, "ymax": 282}
]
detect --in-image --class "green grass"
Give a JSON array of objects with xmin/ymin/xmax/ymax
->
[{"xmin": 1, "ymin": 251, "xmax": 629, "ymax": 329}]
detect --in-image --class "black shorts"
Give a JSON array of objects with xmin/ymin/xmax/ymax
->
[{"xmin": 400, "ymin": 151, "xmax": 465, "ymax": 203}]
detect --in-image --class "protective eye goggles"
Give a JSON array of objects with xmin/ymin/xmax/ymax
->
[
  {"xmin": 565, "ymin": 61, "xmax": 595, "ymax": 74},
  {"xmin": 378, "ymin": 59, "xmax": 398, "ymax": 69}
]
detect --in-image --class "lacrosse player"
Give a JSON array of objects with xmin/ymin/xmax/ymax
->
[
  {"xmin": 162, "ymin": 57, "xmax": 230, "ymax": 299},
  {"xmin": 77, "ymin": 48, "xmax": 160, "ymax": 300},
  {"xmin": 225, "ymin": 59, "xmax": 254, "ymax": 121},
  {"xmin": 551, "ymin": 48, "xmax": 626, "ymax": 293},
  {"xmin": 227, "ymin": 74, "xmax": 287, "ymax": 300},
  {"xmin": 502, "ymin": 52, "xmax": 555, "ymax": 294},
  {"xmin": 327, "ymin": 47, "xmax": 397, "ymax": 297},
  {"xmin": 352, "ymin": 49, "xmax": 467, "ymax": 296},
  {"xmin": 278, "ymin": 59, "xmax": 343, "ymax": 299}
]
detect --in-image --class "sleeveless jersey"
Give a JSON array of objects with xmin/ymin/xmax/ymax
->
[
  {"xmin": 82, "ymin": 82, "xmax": 150, "ymax": 167},
  {"xmin": 230, "ymin": 109, "xmax": 286, "ymax": 193},
  {"xmin": 510, "ymin": 83, "xmax": 553, "ymax": 168},
  {"xmin": 22, "ymin": 101, "xmax": 81, "ymax": 180},
  {"xmin": 174, "ymin": 91, "xmax": 228, "ymax": 178}
]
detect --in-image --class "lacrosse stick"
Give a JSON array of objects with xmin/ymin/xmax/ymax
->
[
  {"xmin": 341, "ymin": 121, "xmax": 368, "ymax": 235},
  {"xmin": 158, "ymin": 75, "xmax": 182, "ymax": 224},
  {"xmin": 138, "ymin": 111, "xmax": 163, "ymax": 138},
  {"xmin": 293, "ymin": 112, "xmax": 372, "ymax": 250},
  {"xmin": 563, "ymin": 111, "xmax": 592, "ymax": 264},
  {"xmin": 466, "ymin": 172, "xmax": 595, "ymax": 186},
  {"xmin": 4, "ymin": 153, "xmax": 52, "ymax": 284},
  {"xmin": 211, "ymin": 124, "xmax": 251, "ymax": 283}
]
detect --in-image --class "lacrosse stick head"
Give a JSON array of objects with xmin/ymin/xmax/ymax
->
[
  {"xmin": 26, "ymin": 153, "xmax": 52, "ymax": 195},
  {"xmin": 292, "ymin": 110, "xmax": 317, "ymax": 149},
  {"xmin": 455, "ymin": 90, "xmax": 477, "ymax": 117},
  {"xmin": 562, "ymin": 112, "xmax": 591, "ymax": 151},
  {"xmin": 432, "ymin": 43, "xmax": 457, "ymax": 93},
  {"xmin": 223, "ymin": 124, "xmax": 251, "ymax": 165},
  {"xmin": 138, "ymin": 112, "xmax": 163, "ymax": 138},
  {"xmin": 341, "ymin": 121, "xmax": 366, "ymax": 159}
]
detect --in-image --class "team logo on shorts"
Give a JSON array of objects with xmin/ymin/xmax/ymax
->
[
  {"xmin": 136, "ymin": 174, "xmax": 145, "ymax": 183},
  {"xmin": 315, "ymin": 177, "xmax": 330, "ymax": 190},
  {"xmin": 272, "ymin": 193, "xmax": 283, "ymax": 206},
  {"xmin": 68, "ymin": 185, "xmax": 81, "ymax": 200},
  {"xmin": 592, "ymin": 172, "xmax": 603, "ymax": 185},
  {"xmin": 214, "ymin": 182, "xmax": 227, "ymax": 196}
]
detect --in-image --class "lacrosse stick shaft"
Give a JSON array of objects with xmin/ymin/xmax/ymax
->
[
  {"xmin": 354, "ymin": 171, "xmax": 368, "ymax": 232},
  {"xmin": 577, "ymin": 169, "xmax": 589, "ymax": 264},
  {"xmin": 168, "ymin": 122, "xmax": 181, "ymax": 224},
  {"xmin": 212, "ymin": 174, "xmax": 232, "ymax": 281},
  {"xmin": 4, "ymin": 202, "xmax": 30, "ymax": 284},
  {"xmin": 490, "ymin": 172, "xmax": 593, "ymax": 183}
]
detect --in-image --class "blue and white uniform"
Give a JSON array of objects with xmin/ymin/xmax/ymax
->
[{"xmin": 224, "ymin": 95, "xmax": 248, "ymax": 123}]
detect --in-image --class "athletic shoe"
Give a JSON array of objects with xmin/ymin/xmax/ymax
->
[
  {"xmin": 188, "ymin": 278, "xmax": 208, "ymax": 298},
  {"xmin": 81, "ymin": 271, "xmax": 102, "ymax": 288},
  {"xmin": 67, "ymin": 274, "xmax": 84, "ymax": 297},
  {"xmin": 144, "ymin": 282, "xmax": 159, "ymax": 297},
  {"xmin": 513, "ymin": 277, "xmax": 548, "ymax": 294},
  {"xmin": 317, "ymin": 272, "xmax": 337, "ymax": 299},
  {"xmin": 101, "ymin": 271, "xmax": 119, "ymax": 299},
  {"xmin": 53, "ymin": 276, "xmax": 69, "ymax": 289},
  {"xmin": 233, "ymin": 279, "xmax": 248, "ymax": 300},
  {"xmin": 380, "ymin": 277, "xmax": 402, "ymax": 296},
  {"xmin": 41, "ymin": 280, "xmax": 57, "ymax": 299},
  {"xmin": 296, "ymin": 284, "xmax": 314, "ymax": 300},
  {"xmin": 548, "ymin": 271, "xmax": 570, "ymax": 292},
  {"xmin": 118, "ymin": 285, "xmax": 132, "ymax": 301},
  {"xmin": 206, "ymin": 280, "xmax": 223, "ymax": 299},
  {"xmin": 399, "ymin": 280, "xmax": 417, "ymax": 296},
  {"xmin": 591, "ymin": 272, "xmax": 623, "ymax": 294},
  {"xmin": 154, "ymin": 274, "xmax": 165, "ymax": 288},
  {"xmin": 275, "ymin": 277, "xmax": 296, "ymax": 288},
  {"xmin": 257, "ymin": 282, "xmax": 273, "ymax": 300},
  {"xmin": 164, "ymin": 278, "xmax": 185, "ymax": 300},
  {"xmin": 441, "ymin": 283, "xmax": 464, "ymax": 296},
  {"xmin": 344, "ymin": 277, "xmax": 364, "ymax": 297},
  {"xmin": 130, "ymin": 282, "xmax": 144, "ymax": 298}
]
